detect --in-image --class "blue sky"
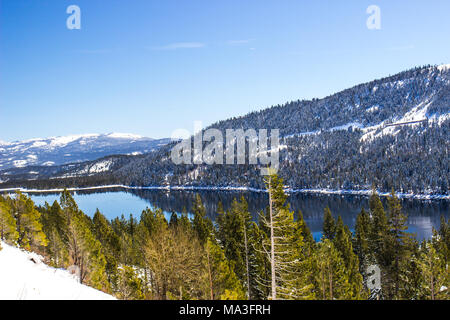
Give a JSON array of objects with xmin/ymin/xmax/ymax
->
[{"xmin": 1, "ymin": 0, "xmax": 449, "ymax": 142}]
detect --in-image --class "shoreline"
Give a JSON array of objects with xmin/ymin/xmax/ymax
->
[{"xmin": 0, "ymin": 184, "xmax": 448, "ymax": 200}]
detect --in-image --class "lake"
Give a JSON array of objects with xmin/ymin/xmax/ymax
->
[{"xmin": 26, "ymin": 188, "xmax": 449, "ymax": 241}]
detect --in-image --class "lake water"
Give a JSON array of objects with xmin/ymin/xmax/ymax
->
[{"xmin": 27, "ymin": 188, "xmax": 449, "ymax": 241}]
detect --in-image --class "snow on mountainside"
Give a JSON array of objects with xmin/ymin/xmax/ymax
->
[
  {"xmin": 106, "ymin": 64, "xmax": 450, "ymax": 193},
  {"xmin": 0, "ymin": 133, "xmax": 171, "ymax": 170},
  {"xmin": 0, "ymin": 241, "xmax": 114, "ymax": 300},
  {"xmin": 207, "ymin": 64, "xmax": 450, "ymax": 137},
  {"xmin": 0, "ymin": 64, "xmax": 448, "ymax": 194},
  {"xmin": 438, "ymin": 63, "xmax": 450, "ymax": 72}
]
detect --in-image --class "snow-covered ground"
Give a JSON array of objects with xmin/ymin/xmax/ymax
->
[{"xmin": 0, "ymin": 241, "xmax": 115, "ymax": 300}]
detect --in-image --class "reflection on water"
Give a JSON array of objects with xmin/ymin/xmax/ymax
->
[{"xmin": 28, "ymin": 188, "xmax": 449, "ymax": 241}]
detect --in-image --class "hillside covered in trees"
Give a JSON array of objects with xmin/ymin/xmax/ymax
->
[
  {"xmin": 1, "ymin": 65, "xmax": 448, "ymax": 195},
  {"xmin": 1, "ymin": 173, "xmax": 448, "ymax": 300}
]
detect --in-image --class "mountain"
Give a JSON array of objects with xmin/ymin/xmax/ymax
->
[
  {"xmin": 0, "ymin": 133, "xmax": 171, "ymax": 170},
  {"xmin": 1, "ymin": 65, "xmax": 449, "ymax": 195}
]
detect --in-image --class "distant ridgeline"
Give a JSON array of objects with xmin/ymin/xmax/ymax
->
[{"xmin": 1, "ymin": 65, "xmax": 449, "ymax": 195}]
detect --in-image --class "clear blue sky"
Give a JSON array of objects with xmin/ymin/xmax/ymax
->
[{"xmin": 1, "ymin": 0, "xmax": 449, "ymax": 142}]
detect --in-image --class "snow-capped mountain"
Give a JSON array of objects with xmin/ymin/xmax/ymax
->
[
  {"xmin": 1, "ymin": 65, "xmax": 449, "ymax": 195},
  {"xmin": 98, "ymin": 64, "xmax": 450, "ymax": 194},
  {"xmin": 0, "ymin": 133, "xmax": 171, "ymax": 170}
]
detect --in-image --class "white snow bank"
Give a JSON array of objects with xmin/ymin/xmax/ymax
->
[
  {"xmin": 0, "ymin": 241, "xmax": 115, "ymax": 300},
  {"xmin": 48, "ymin": 134, "xmax": 99, "ymax": 147},
  {"xmin": 106, "ymin": 133, "xmax": 144, "ymax": 139},
  {"xmin": 437, "ymin": 64, "xmax": 450, "ymax": 72},
  {"xmin": 360, "ymin": 99, "xmax": 435, "ymax": 143},
  {"xmin": 329, "ymin": 122, "xmax": 363, "ymax": 132}
]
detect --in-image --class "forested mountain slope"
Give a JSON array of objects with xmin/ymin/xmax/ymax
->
[
  {"xmin": 1, "ymin": 65, "xmax": 449, "ymax": 194},
  {"xmin": 111, "ymin": 65, "xmax": 450, "ymax": 194}
]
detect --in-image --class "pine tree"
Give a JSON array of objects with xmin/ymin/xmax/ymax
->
[
  {"xmin": 295, "ymin": 210, "xmax": 317, "ymax": 297},
  {"xmin": 418, "ymin": 241, "xmax": 449, "ymax": 300},
  {"xmin": 67, "ymin": 212, "xmax": 108, "ymax": 290},
  {"xmin": 238, "ymin": 196, "xmax": 252, "ymax": 300},
  {"xmin": 60, "ymin": 191, "xmax": 108, "ymax": 290},
  {"xmin": 260, "ymin": 172, "xmax": 313, "ymax": 300},
  {"xmin": 92, "ymin": 209, "xmax": 121, "ymax": 289},
  {"xmin": 322, "ymin": 207, "xmax": 336, "ymax": 240},
  {"xmin": 144, "ymin": 212, "xmax": 204, "ymax": 300},
  {"xmin": 353, "ymin": 208, "xmax": 371, "ymax": 272},
  {"xmin": 60, "ymin": 189, "xmax": 79, "ymax": 219},
  {"xmin": 112, "ymin": 214, "xmax": 138, "ymax": 266},
  {"xmin": 367, "ymin": 187, "xmax": 389, "ymax": 297},
  {"xmin": 192, "ymin": 194, "xmax": 214, "ymax": 244},
  {"xmin": 386, "ymin": 189, "xmax": 413, "ymax": 299},
  {"xmin": 203, "ymin": 238, "xmax": 245, "ymax": 300},
  {"xmin": 116, "ymin": 265, "xmax": 145, "ymax": 300},
  {"xmin": 296, "ymin": 210, "xmax": 314, "ymax": 247},
  {"xmin": 216, "ymin": 201, "xmax": 226, "ymax": 239},
  {"xmin": 40, "ymin": 200, "xmax": 68, "ymax": 267},
  {"xmin": 0, "ymin": 197, "xmax": 18, "ymax": 244},
  {"xmin": 216, "ymin": 196, "xmax": 253, "ymax": 298},
  {"xmin": 333, "ymin": 216, "xmax": 364, "ymax": 299},
  {"xmin": 314, "ymin": 238, "xmax": 350, "ymax": 300},
  {"xmin": 12, "ymin": 191, "xmax": 47, "ymax": 250},
  {"xmin": 399, "ymin": 238, "xmax": 422, "ymax": 300},
  {"xmin": 434, "ymin": 216, "xmax": 450, "ymax": 262},
  {"xmin": 368, "ymin": 187, "xmax": 388, "ymax": 258},
  {"xmin": 177, "ymin": 210, "xmax": 193, "ymax": 234},
  {"xmin": 247, "ymin": 220, "xmax": 271, "ymax": 300},
  {"xmin": 168, "ymin": 212, "xmax": 178, "ymax": 228}
]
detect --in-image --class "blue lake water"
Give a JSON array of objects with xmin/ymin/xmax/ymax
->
[{"xmin": 27, "ymin": 189, "xmax": 449, "ymax": 241}]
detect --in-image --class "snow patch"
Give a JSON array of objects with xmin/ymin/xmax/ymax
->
[
  {"xmin": 13, "ymin": 160, "xmax": 28, "ymax": 168},
  {"xmin": 31, "ymin": 141, "xmax": 47, "ymax": 148},
  {"xmin": 89, "ymin": 160, "xmax": 113, "ymax": 173},
  {"xmin": 329, "ymin": 122, "xmax": 363, "ymax": 132},
  {"xmin": 428, "ymin": 113, "xmax": 450, "ymax": 125},
  {"xmin": 437, "ymin": 64, "xmax": 450, "ymax": 72},
  {"xmin": 0, "ymin": 241, "xmax": 115, "ymax": 300},
  {"xmin": 366, "ymin": 105, "xmax": 380, "ymax": 113},
  {"xmin": 360, "ymin": 99, "xmax": 434, "ymax": 143},
  {"xmin": 106, "ymin": 133, "xmax": 144, "ymax": 139},
  {"xmin": 397, "ymin": 99, "xmax": 431, "ymax": 123},
  {"xmin": 48, "ymin": 134, "xmax": 99, "ymax": 148}
]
